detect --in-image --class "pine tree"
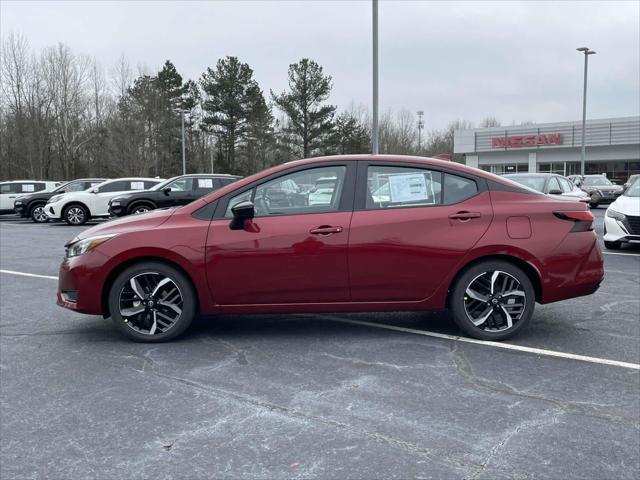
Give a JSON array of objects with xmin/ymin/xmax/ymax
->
[{"xmin": 271, "ymin": 58, "xmax": 336, "ymax": 158}]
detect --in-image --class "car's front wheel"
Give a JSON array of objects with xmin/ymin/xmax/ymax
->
[
  {"xmin": 63, "ymin": 204, "xmax": 89, "ymax": 225},
  {"xmin": 108, "ymin": 262, "xmax": 196, "ymax": 342},
  {"xmin": 30, "ymin": 204, "xmax": 48, "ymax": 223},
  {"xmin": 130, "ymin": 203, "xmax": 154, "ymax": 215},
  {"xmin": 449, "ymin": 260, "xmax": 535, "ymax": 340}
]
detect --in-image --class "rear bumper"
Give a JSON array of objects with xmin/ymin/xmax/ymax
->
[{"xmin": 540, "ymin": 233, "xmax": 604, "ymax": 304}]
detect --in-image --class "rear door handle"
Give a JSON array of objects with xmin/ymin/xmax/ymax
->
[
  {"xmin": 449, "ymin": 212, "xmax": 481, "ymax": 221},
  {"xmin": 310, "ymin": 225, "xmax": 343, "ymax": 235}
]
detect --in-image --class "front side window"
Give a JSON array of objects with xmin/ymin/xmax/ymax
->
[
  {"xmin": 367, "ymin": 166, "xmax": 442, "ymax": 209},
  {"xmin": 166, "ymin": 178, "xmax": 194, "ymax": 192},
  {"xmin": 547, "ymin": 177, "xmax": 562, "ymax": 193},
  {"xmin": 98, "ymin": 181, "xmax": 128, "ymax": 193},
  {"xmin": 558, "ymin": 177, "xmax": 574, "ymax": 193},
  {"xmin": 225, "ymin": 166, "xmax": 346, "ymax": 217}
]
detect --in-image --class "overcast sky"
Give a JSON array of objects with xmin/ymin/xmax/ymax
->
[{"xmin": 2, "ymin": 0, "xmax": 639, "ymax": 130}]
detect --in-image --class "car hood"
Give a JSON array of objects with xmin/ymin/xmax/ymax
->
[
  {"xmin": 609, "ymin": 195, "xmax": 640, "ymax": 216},
  {"xmin": 71, "ymin": 207, "xmax": 176, "ymax": 243},
  {"xmin": 111, "ymin": 189, "xmax": 157, "ymax": 201}
]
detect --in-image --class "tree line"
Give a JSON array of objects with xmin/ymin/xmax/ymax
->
[{"xmin": 1, "ymin": 32, "xmax": 496, "ymax": 181}]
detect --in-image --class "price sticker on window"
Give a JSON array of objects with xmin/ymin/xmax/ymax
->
[
  {"xmin": 130, "ymin": 182, "xmax": 145, "ymax": 190},
  {"xmin": 22, "ymin": 184, "xmax": 35, "ymax": 192},
  {"xmin": 198, "ymin": 178, "xmax": 214, "ymax": 189},
  {"xmin": 388, "ymin": 173, "xmax": 429, "ymax": 203}
]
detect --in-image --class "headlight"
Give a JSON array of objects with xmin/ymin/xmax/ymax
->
[
  {"xmin": 110, "ymin": 201, "xmax": 121, "ymax": 206},
  {"xmin": 14, "ymin": 200, "xmax": 23, "ymax": 205},
  {"xmin": 65, "ymin": 234, "xmax": 118, "ymax": 258},
  {"xmin": 606, "ymin": 208, "xmax": 626, "ymax": 221},
  {"xmin": 48, "ymin": 194, "xmax": 64, "ymax": 204}
]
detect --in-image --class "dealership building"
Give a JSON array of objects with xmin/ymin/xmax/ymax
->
[{"xmin": 453, "ymin": 116, "xmax": 640, "ymax": 182}]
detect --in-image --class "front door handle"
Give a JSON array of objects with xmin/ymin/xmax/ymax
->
[
  {"xmin": 449, "ymin": 212, "xmax": 481, "ymax": 221},
  {"xmin": 310, "ymin": 225, "xmax": 343, "ymax": 235}
]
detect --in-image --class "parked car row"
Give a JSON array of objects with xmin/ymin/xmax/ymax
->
[
  {"xmin": 0, "ymin": 174, "xmax": 241, "ymax": 225},
  {"xmin": 603, "ymin": 176, "xmax": 640, "ymax": 249}
]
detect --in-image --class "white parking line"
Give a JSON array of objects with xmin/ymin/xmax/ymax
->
[
  {"xmin": 319, "ymin": 316, "xmax": 640, "ymax": 371},
  {"xmin": 602, "ymin": 251, "xmax": 640, "ymax": 257},
  {"xmin": 2, "ymin": 269, "xmax": 638, "ymax": 371},
  {"xmin": 0, "ymin": 269, "xmax": 58, "ymax": 281}
]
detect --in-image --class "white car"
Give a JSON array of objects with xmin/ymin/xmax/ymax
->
[
  {"xmin": 603, "ymin": 178, "xmax": 640, "ymax": 249},
  {"xmin": 0, "ymin": 180, "xmax": 59, "ymax": 215},
  {"xmin": 45, "ymin": 177, "xmax": 163, "ymax": 225}
]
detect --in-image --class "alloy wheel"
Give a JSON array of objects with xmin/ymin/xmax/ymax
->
[
  {"xmin": 67, "ymin": 207, "xmax": 85, "ymax": 224},
  {"xmin": 32, "ymin": 206, "xmax": 48, "ymax": 223},
  {"xmin": 118, "ymin": 272, "xmax": 183, "ymax": 336},
  {"xmin": 133, "ymin": 206, "xmax": 150, "ymax": 214},
  {"xmin": 463, "ymin": 270, "xmax": 526, "ymax": 332}
]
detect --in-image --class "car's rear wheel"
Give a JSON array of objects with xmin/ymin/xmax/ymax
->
[
  {"xmin": 30, "ymin": 204, "xmax": 48, "ymax": 223},
  {"xmin": 63, "ymin": 204, "xmax": 88, "ymax": 225},
  {"xmin": 604, "ymin": 240, "xmax": 622, "ymax": 250},
  {"xmin": 109, "ymin": 262, "xmax": 196, "ymax": 342},
  {"xmin": 450, "ymin": 260, "xmax": 535, "ymax": 340}
]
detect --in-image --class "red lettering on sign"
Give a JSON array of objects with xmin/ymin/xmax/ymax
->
[{"xmin": 491, "ymin": 132, "xmax": 563, "ymax": 148}]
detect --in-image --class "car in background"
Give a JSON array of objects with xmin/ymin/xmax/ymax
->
[
  {"xmin": 0, "ymin": 181, "xmax": 60, "ymax": 215},
  {"xmin": 46, "ymin": 178, "xmax": 163, "ymax": 225},
  {"xmin": 503, "ymin": 173, "xmax": 589, "ymax": 203},
  {"xmin": 603, "ymin": 177, "xmax": 640, "ymax": 249},
  {"xmin": 56, "ymin": 155, "xmax": 603, "ymax": 343},
  {"xmin": 14, "ymin": 178, "xmax": 108, "ymax": 223},
  {"xmin": 570, "ymin": 174, "xmax": 623, "ymax": 208},
  {"xmin": 108, "ymin": 174, "xmax": 240, "ymax": 217},
  {"xmin": 623, "ymin": 174, "xmax": 639, "ymax": 192}
]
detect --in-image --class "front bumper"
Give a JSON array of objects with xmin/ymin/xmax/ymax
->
[
  {"xmin": 604, "ymin": 215, "xmax": 640, "ymax": 244},
  {"xmin": 57, "ymin": 252, "xmax": 110, "ymax": 315},
  {"xmin": 13, "ymin": 203, "xmax": 28, "ymax": 217},
  {"xmin": 45, "ymin": 202, "xmax": 63, "ymax": 220},
  {"xmin": 108, "ymin": 203, "xmax": 126, "ymax": 217}
]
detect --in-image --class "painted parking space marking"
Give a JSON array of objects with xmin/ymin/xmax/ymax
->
[
  {"xmin": 3, "ymin": 269, "xmax": 638, "ymax": 370},
  {"xmin": 319, "ymin": 315, "xmax": 640, "ymax": 371},
  {"xmin": 602, "ymin": 251, "xmax": 640, "ymax": 257},
  {"xmin": 0, "ymin": 269, "xmax": 58, "ymax": 281}
]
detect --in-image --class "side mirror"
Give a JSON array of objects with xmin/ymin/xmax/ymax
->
[
  {"xmin": 162, "ymin": 187, "xmax": 171, "ymax": 195},
  {"xmin": 548, "ymin": 189, "xmax": 563, "ymax": 195},
  {"xmin": 229, "ymin": 201, "xmax": 255, "ymax": 230},
  {"xmin": 91, "ymin": 188, "xmax": 98, "ymax": 193}
]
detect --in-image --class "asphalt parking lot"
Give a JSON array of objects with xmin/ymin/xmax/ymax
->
[{"xmin": 1, "ymin": 208, "xmax": 638, "ymax": 479}]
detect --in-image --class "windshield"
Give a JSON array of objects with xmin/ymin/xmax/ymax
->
[
  {"xmin": 505, "ymin": 176, "xmax": 546, "ymax": 193},
  {"xmin": 624, "ymin": 178, "xmax": 640, "ymax": 197},
  {"xmin": 583, "ymin": 176, "xmax": 613, "ymax": 187}
]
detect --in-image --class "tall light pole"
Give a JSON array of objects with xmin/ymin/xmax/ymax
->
[
  {"xmin": 372, "ymin": 0, "xmax": 379, "ymax": 155},
  {"xmin": 577, "ymin": 47, "xmax": 596, "ymax": 176},
  {"xmin": 180, "ymin": 110, "xmax": 187, "ymax": 175},
  {"xmin": 417, "ymin": 110, "xmax": 424, "ymax": 150}
]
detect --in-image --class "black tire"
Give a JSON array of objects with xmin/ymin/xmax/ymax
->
[
  {"xmin": 129, "ymin": 202, "xmax": 155, "ymax": 215},
  {"xmin": 604, "ymin": 240, "xmax": 622, "ymax": 250},
  {"xmin": 109, "ymin": 261, "xmax": 196, "ymax": 342},
  {"xmin": 449, "ymin": 260, "xmax": 535, "ymax": 341},
  {"xmin": 29, "ymin": 203, "xmax": 49, "ymax": 223},
  {"xmin": 63, "ymin": 204, "xmax": 89, "ymax": 225},
  {"xmin": 589, "ymin": 202, "xmax": 599, "ymax": 209}
]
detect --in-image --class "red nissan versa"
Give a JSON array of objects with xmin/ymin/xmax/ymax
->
[{"xmin": 57, "ymin": 155, "xmax": 604, "ymax": 342}]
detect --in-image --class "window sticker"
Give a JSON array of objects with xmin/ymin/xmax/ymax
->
[
  {"xmin": 388, "ymin": 173, "xmax": 431, "ymax": 203},
  {"xmin": 198, "ymin": 178, "xmax": 214, "ymax": 189},
  {"xmin": 22, "ymin": 184, "xmax": 35, "ymax": 192},
  {"xmin": 130, "ymin": 181, "xmax": 145, "ymax": 190}
]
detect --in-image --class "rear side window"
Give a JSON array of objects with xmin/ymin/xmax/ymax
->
[
  {"xmin": 144, "ymin": 181, "xmax": 159, "ymax": 189},
  {"xmin": 195, "ymin": 177, "xmax": 217, "ymax": 192},
  {"xmin": 443, "ymin": 174, "xmax": 478, "ymax": 204},
  {"xmin": 20, "ymin": 183, "xmax": 43, "ymax": 193},
  {"xmin": 0, "ymin": 183, "xmax": 18, "ymax": 193},
  {"xmin": 366, "ymin": 166, "xmax": 442, "ymax": 209}
]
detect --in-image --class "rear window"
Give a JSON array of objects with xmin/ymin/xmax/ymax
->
[{"xmin": 443, "ymin": 174, "xmax": 478, "ymax": 204}]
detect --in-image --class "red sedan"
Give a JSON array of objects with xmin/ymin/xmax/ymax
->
[{"xmin": 57, "ymin": 155, "xmax": 604, "ymax": 342}]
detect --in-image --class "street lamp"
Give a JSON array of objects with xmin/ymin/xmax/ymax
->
[{"xmin": 577, "ymin": 47, "xmax": 596, "ymax": 176}]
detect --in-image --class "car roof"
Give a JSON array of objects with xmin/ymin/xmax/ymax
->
[
  {"xmin": 101, "ymin": 177, "xmax": 163, "ymax": 182},
  {"xmin": 503, "ymin": 173, "xmax": 555, "ymax": 177}
]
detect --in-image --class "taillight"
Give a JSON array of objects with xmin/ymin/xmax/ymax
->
[{"xmin": 553, "ymin": 210, "xmax": 594, "ymax": 231}]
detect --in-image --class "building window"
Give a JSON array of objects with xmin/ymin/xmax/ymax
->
[
  {"xmin": 480, "ymin": 164, "xmax": 528, "ymax": 175},
  {"xmin": 537, "ymin": 162, "xmax": 580, "ymax": 176}
]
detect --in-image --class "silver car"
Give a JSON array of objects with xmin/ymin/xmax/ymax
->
[{"xmin": 503, "ymin": 173, "xmax": 590, "ymax": 203}]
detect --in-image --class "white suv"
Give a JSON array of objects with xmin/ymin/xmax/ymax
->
[
  {"xmin": 0, "ymin": 181, "xmax": 59, "ymax": 215},
  {"xmin": 603, "ymin": 178, "xmax": 640, "ymax": 249},
  {"xmin": 46, "ymin": 178, "xmax": 163, "ymax": 225}
]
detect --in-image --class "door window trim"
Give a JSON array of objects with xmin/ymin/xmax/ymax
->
[
  {"xmin": 213, "ymin": 161, "xmax": 357, "ymax": 219},
  {"xmin": 354, "ymin": 161, "xmax": 486, "ymax": 211}
]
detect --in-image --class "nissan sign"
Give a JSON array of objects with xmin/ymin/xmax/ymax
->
[{"xmin": 492, "ymin": 133, "xmax": 562, "ymax": 148}]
